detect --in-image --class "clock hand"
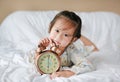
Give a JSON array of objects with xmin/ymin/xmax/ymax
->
[{"xmin": 47, "ymin": 55, "xmax": 50, "ymax": 69}]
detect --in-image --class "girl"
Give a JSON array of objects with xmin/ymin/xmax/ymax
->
[{"xmin": 35, "ymin": 10, "xmax": 98, "ymax": 79}]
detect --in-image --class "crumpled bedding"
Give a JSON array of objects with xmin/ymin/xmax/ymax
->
[{"xmin": 0, "ymin": 11, "xmax": 120, "ymax": 82}]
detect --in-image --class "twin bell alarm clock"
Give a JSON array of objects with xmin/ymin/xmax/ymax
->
[{"xmin": 35, "ymin": 45, "xmax": 61, "ymax": 74}]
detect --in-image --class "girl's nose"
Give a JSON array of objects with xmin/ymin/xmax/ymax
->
[{"xmin": 54, "ymin": 34, "xmax": 62, "ymax": 45}]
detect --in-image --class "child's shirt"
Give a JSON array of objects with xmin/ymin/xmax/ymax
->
[{"xmin": 60, "ymin": 39, "xmax": 95, "ymax": 74}]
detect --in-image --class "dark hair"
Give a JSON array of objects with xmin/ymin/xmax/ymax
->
[{"xmin": 49, "ymin": 10, "xmax": 82, "ymax": 38}]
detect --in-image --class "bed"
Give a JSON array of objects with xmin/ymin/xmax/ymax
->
[{"xmin": 0, "ymin": 10, "xmax": 120, "ymax": 82}]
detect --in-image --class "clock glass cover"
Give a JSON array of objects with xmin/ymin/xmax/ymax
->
[{"xmin": 37, "ymin": 51, "xmax": 60, "ymax": 74}]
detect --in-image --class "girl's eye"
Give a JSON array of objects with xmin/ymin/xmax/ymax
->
[
  {"xmin": 55, "ymin": 29, "xmax": 59, "ymax": 33},
  {"xmin": 64, "ymin": 34, "xmax": 68, "ymax": 37}
]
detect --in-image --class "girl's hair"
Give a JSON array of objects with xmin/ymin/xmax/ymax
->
[{"xmin": 48, "ymin": 10, "xmax": 82, "ymax": 38}]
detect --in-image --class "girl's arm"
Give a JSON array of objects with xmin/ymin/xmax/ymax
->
[{"xmin": 80, "ymin": 35, "xmax": 99, "ymax": 51}]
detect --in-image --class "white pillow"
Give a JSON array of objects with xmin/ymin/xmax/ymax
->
[
  {"xmin": 0, "ymin": 11, "xmax": 120, "ymax": 52},
  {"xmin": 77, "ymin": 12, "xmax": 120, "ymax": 50},
  {"xmin": 0, "ymin": 11, "xmax": 58, "ymax": 52}
]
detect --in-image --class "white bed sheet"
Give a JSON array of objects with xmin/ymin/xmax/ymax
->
[{"xmin": 0, "ymin": 11, "xmax": 120, "ymax": 82}]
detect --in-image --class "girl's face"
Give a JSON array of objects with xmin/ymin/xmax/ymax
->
[{"xmin": 49, "ymin": 18, "xmax": 77, "ymax": 49}]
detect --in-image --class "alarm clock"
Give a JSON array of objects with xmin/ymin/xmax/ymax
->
[{"xmin": 35, "ymin": 47, "xmax": 61, "ymax": 74}]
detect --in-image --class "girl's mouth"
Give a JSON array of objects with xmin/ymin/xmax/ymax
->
[{"xmin": 51, "ymin": 40, "xmax": 60, "ymax": 47}]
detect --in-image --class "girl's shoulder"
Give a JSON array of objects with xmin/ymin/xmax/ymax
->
[
  {"xmin": 67, "ymin": 39, "xmax": 84, "ymax": 52},
  {"xmin": 67, "ymin": 38, "xmax": 95, "ymax": 57},
  {"xmin": 79, "ymin": 35, "xmax": 99, "ymax": 51}
]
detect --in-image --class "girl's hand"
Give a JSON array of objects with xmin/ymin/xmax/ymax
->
[
  {"xmin": 37, "ymin": 37, "xmax": 52, "ymax": 52},
  {"xmin": 35, "ymin": 37, "xmax": 51, "ymax": 58},
  {"xmin": 50, "ymin": 70, "xmax": 75, "ymax": 79},
  {"xmin": 39, "ymin": 37, "xmax": 51, "ymax": 49}
]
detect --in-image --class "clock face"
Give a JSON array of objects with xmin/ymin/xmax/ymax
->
[{"xmin": 37, "ymin": 51, "xmax": 60, "ymax": 74}]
